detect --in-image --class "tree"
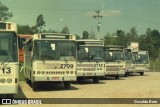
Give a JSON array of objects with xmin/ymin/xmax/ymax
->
[
  {"xmin": 75, "ymin": 34, "xmax": 81, "ymax": 40},
  {"xmin": 17, "ymin": 24, "xmax": 39, "ymax": 34},
  {"xmin": 82, "ymin": 31, "xmax": 89, "ymax": 39},
  {"xmin": 61, "ymin": 26, "xmax": 70, "ymax": 34},
  {"xmin": 36, "ymin": 14, "xmax": 45, "ymax": 32},
  {"xmin": 0, "ymin": 1, "xmax": 13, "ymax": 21},
  {"xmin": 104, "ymin": 33, "xmax": 116, "ymax": 45},
  {"xmin": 116, "ymin": 29, "xmax": 126, "ymax": 47},
  {"xmin": 129, "ymin": 27, "xmax": 138, "ymax": 41},
  {"xmin": 89, "ymin": 30, "xmax": 96, "ymax": 39}
]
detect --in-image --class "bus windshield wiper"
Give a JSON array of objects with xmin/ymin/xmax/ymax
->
[{"xmin": 1, "ymin": 56, "xmax": 12, "ymax": 67}]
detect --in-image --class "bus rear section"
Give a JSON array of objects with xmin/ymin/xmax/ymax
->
[
  {"xmin": 104, "ymin": 45, "xmax": 126, "ymax": 79},
  {"xmin": 24, "ymin": 33, "xmax": 77, "ymax": 90},
  {"xmin": 76, "ymin": 40, "xmax": 105, "ymax": 83},
  {"xmin": 131, "ymin": 51, "xmax": 150, "ymax": 75},
  {"xmin": 0, "ymin": 22, "xmax": 19, "ymax": 98}
]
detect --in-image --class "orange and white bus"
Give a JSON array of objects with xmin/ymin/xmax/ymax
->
[{"xmin": 18, "ymin": 34, "xmax": 32, "ymax": 62}]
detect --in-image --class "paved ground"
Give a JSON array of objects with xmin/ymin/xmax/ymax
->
[{"xmin": 1, "ymin": 72, "xmax": 160, "ymax": 107}]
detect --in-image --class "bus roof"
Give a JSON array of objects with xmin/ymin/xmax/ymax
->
[
  {"xmin": 104, "ymin": 45, "xmax": 124, "ymax": 50},
  {"xmin": 0, "ymin": 21, "xmax": 17, "ymax": 32},
  {"xmin": 76, "ymin": 39, "xmax": 104, "ymax": 46}
]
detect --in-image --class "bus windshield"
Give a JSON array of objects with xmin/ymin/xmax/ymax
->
[
  {"xmin": 104, "ymin": 50, "xmax": 125, "ymax": 62},
  {"xmin": 0, "ymin": 32, "xmax": 18, "ymax": 62},
  {"xmin": 125, "ymin": 52, "xmax": 132, "ymax": 61},
  {"xmin": 77, "ymin": 46, "xmax": 104, "ymax": 62},
  {"xmin": 33, "ymin": 40, "xmax": 76, "ymax": 61},
  {"xmin": 132, "ymin": 54, "xmax": 149, "ymax": 64}
]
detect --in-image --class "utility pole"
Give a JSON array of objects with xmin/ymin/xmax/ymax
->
[{"xmin": 93, "ymin": 10, "xmax": 103, "ymax": 32}]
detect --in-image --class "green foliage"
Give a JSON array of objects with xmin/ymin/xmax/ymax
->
[
  {"xmin": 36, "ymin": 14, "xmax": 45, "ymax": 32},
  {"xmin": 0, "ymin": 1, "xmax": 13, "ymax": 21},
  {"xmin": 82, "ymin": 31, "xmax": 89, "ymax": 39},
  {"xmin": 104, "ymin": 27, "xmax": 160, "ymax": 60},
  {"xmin": 61, "ymin": 26, "xmax": 70, "ymax": 34},
  {"xmin": 17, "ymin": 24, "xmax": 36, "ymax": 34},
  {"xmin": 75, "ymin": 34, "xmax": 81, "ymax": 40}
]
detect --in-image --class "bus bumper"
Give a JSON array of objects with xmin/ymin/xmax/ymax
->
[
  {"xmin": 33, "ymin": 75, "xmax": 77, "ymax": 82},
  {"xmin": 132, "ymin": 69, "xmax": 150, "ymax": 72},
  {"xmin": 105, "ymin": 70, "xmax": 125, "ymax": 76},
  {"xmin": 0, "ymin": 85, "xmax": 18, "ymax": 94},
  {"xmin": 77, "ymin": 71, "xmax": 105, "ymax": 77}
]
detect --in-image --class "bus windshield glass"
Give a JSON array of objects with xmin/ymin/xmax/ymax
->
[
  {"xmin": 125, "ymin": 52, "xmax": 132, "ymax": 61},
  {"xmin": 33, "ymin": 40, "xmax": 76, "ymax": 61},
  {"xmin": 132, "ymin": 54, "xmax": 149, "ymax": 64},
  {"xmin": 0, "ymin": 32, "xmax": 18, "ymax": 62},
  {"xmin": 104, "ymin": 50, "xmax": 125, "ymax": 62},
  {"xmin": 77, "ymin": 46, "xmax": 104, "ymax": 62}
]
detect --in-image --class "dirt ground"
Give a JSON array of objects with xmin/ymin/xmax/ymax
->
[{"xmin": 1, "ymin": 72, "xmax": 160, "ymax": 107}]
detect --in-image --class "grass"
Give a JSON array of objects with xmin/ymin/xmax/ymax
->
[{"xmin": 150, "ymin": 60, "xmax": 160, "ymax": 72}]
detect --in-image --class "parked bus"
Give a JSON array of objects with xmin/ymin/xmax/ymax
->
[
  {"xmin": 18, "ymin": 34, "xmax": 32, "ymax": 63},
  {"xmin": 132, "ymin": 50, "xmax": 150, "ymax": 75},
  {"xmin": 104, "ymin": 45, "xmax": 126, "ymax": 79},
  {"xmin": 24, "ymin": 33, "xmax": 77, "ymax": 90},
  {"xmin": 124, "ymin": 48, "xmax": 134, "ymax": 76},
  {"xmin": 76, "ymin": 40, "xmax": 105, "ymax": 83},
  {"xmin": 0, "ymin": 21, "xmax": 19, "ymax": 98}
]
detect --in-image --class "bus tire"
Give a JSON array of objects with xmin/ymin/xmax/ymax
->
[
  {"xmin": 115, "ymin": 76, "xmax": 119, "ymax": 79},
  {"xmin": 32, "ymin": 82, "xmax": 37, "ymax": 91},
  {"xmin": 140, "ymin": 72, "xmax": 144, "ymax": 76},
  {"xmin": 93, "ymin": 77, "xmax": 99, "ymax": 83},
  {"xmin": 64, "ymin": 81, "xmax": 71, "ymax": 89},
  {"xmin": 25, "ymin": 78, "xmax": 30, "ymax": 84}
]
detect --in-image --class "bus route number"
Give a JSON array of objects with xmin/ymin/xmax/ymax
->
[
  {"xmin": 1, "ymin": 68, "xmax": 11, "ymax": 74},
  {"xmin": 60, "ymin": 64, "xmax": 74, "ymax": 68}
]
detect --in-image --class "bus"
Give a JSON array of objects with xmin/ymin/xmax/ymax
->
[
  {"xmin": 24, "ymin": 33, "xmax": 77, "ymax": 90},
  {"xmin": 132, "ymin": 50, "xmax": 150, "ymax": 75},
  {"xmin": 76, "ymin": 40, "xmax": 105, "ymax": 83},
  {"xmin": 18, "ymin": 34, "xmax": 32, "ymax": 63},
  {"xmin": 0, "ymin": 21, "xmax": 19, "ymax": 98},
  {"xmin": 104, "ymin": 45, "xmax": 126, "ymax": 79},
  {"xmin": 124, "ymin": 48, "xmax": 134, "ymax": 76}
]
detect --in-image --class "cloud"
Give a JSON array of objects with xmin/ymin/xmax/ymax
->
[{"xmin": 86, "ymin": 10, "xmax": 121, "ymax": 17}]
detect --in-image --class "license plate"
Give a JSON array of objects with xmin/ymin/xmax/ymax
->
[
  {"xmin": 52, "ymin": 77, "xmax": 59, "ymax": 80},
  {"xmin": 87, "ymin": 73, "xmax": 92, "ymax": 76},
  {"xmin": 111, "ymin": 72, "xmax": 116, "ymax": 74}
]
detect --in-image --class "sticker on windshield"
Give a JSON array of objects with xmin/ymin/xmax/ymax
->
[{"xmin": 51, "ymin": 44, "xmax": 55, "ymax": 50}]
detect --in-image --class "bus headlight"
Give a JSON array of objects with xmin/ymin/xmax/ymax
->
[
  {"xmin": 42, "ymin": 71, "xmax": 45, "ymax": 74},
  {"xmin": 70, "ymin": 71, "xmax": 73, "ymax": 74},
  {"xmin": 7, "ymin": 78, "xmax": 12, "ymax": 83},
  {"xmin": 0, "ymin": 78, "xmax": 5, "ymax": 83},
  {"xmin": 37, "ymin": 71, "xmax": 40, "ymax": 74}
]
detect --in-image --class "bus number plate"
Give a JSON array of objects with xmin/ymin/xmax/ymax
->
[
  {"xmin": 0, "ymin": 68, "xmax": 11, "ymax": 74},
  {"xmin": 52, "ymin": 77, "xmax": 59, "ymax": 80},
  {"xmin": 87, "ymin": 73, "xmax": 92, "ymax": 76}
]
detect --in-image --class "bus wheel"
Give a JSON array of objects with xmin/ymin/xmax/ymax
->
[
  {"xmin": 93, "ymin": 77, "xmax": 99, "ymax": 83},
  {"xmin": 32, "ymin": 82, "xmax": 37, "ymax": 91},
  {"xmin": 140, "ymin": 72, "xmax": 144, "ymax": 76},
  {"xmin": 64, "ymin": 81, "xmax": 71, "ymax": 89},
  {"xmin": 115, "ymin": 76, "xmax": 119, "ymax": 80},
  {"xmin": 25, "ymin": 78, "xmax": 30, "ymax": 84},
  {"xmin": 7, "ymin": 94, "xmax": 14, "ymax": 98}
]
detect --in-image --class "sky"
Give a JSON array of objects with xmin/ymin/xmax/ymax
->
[{"xmin": 1, "ymin": 0, "xmax": 160, "ymax": 38}]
